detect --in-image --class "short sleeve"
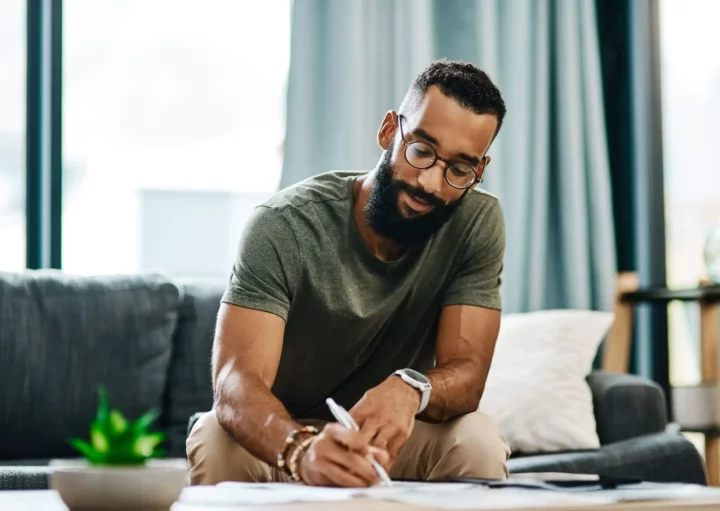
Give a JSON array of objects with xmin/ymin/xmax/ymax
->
[
  {"xmin": 442, "ymin": 198, "xmax": 506, "ymax": 310},
  {"xmin": 221, "ymin": 207, "xmax": 300, "ymax": 320}
]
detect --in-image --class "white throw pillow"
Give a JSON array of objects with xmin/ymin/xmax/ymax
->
[{"xmin": 478, "ymin": 309, "xmax": 614, "ymax": 454}]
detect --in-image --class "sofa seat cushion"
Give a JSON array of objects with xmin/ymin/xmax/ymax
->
[
  {"xmin": 507, "ymin": 431, "xmax": 707, "ymax": 485},
  {"xmin": 0, "ymin": 271, "xmax": 180, "ymax": 460},
  {"xmin": 0, "ymin": 467, "xmax": 51, "ymax": 490}
]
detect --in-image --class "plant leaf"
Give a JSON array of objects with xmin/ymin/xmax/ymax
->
[
  {"xmin": 95, "ymin": 385, "xmax": 110, "ymax": 426},
  {"xmin": 133, "ymin": 432, "xmax": 165, "ymax": 457},
  {"xmin": 69, "ymin": 438, "xmax": 103, "ymax": 464},
  {"xmin": 132, "ymin": 408, "xmax": 159, "ymax": 434},
  {"xmin": 108, "ymin": 410, "xmax": 128, "ymax": 436},
  {"xmin": 90, "ymin": 420, "xmax": 109, "ymax": 453},
  {"xmin": 106, "ymin": 448, "xmax": 146, "ymax": 466}
]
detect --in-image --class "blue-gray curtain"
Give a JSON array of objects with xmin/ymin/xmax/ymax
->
[{"xmin": 281, "ymin": 0, "xmax": 617, "ymax": 314}]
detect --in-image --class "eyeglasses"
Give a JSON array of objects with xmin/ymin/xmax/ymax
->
[{"xmin": 397, "ymin": 115, "xmax": 486, "ymax": 189}]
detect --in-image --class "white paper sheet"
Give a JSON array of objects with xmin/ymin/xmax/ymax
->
[
  {"xmin": 388, "ymin": 488, "xmax": 617, "ymax": 510},
  {"xmin": 180, "ymin": 484, "xmax": 355, "ymax": 505},
  {"xmin": 181, "ymin": 481, "xmax": 720, "ymax": 510},
  {"xmin": 598, "ymin": 483, "xmax": 720, "ymax": 503},
  {"xmin": 181, "ymin": 482, "xmax": 615, "ymax": 509}
]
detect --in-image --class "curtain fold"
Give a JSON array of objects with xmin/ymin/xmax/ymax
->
[
  {"xmin": 281, "ymin": 0, "xmax": 617, "ymax": 313},
  {"xmin": 280, "ymin": 0, "xmax": 434, "ymax": 190}
]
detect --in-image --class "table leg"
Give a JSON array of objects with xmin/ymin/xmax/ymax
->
[
  {"xmin": 602, "ymin": 272, "xmax": 640, "ymax": 373},
  {"xmin": 700, "ymin": 301, "xmax": 720, "ymax": 485},
  {"xmin": 707, "ymin": 437, "xmax": 720, "ymax": 487}
]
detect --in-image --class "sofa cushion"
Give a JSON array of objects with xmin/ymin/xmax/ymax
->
[
  {"xmin": 0, "ymin": 270, "xmax": 179, "ymax": 460},
  {"xmin": 479, "ymin": 309, "xmax": 614, "ymax": 453},
  {"xmin": 162, "ymin": 280, "xmax": 223, "ymax": 457}
]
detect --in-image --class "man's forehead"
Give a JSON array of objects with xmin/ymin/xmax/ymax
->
[{"xmin": 403, "ymin": 88, "xmax": 498, "ymax": 154}]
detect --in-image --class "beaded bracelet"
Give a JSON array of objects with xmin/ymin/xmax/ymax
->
[
  {"xmin": 277, "ymin": 426, "xmax": 319, "ymax": 473},
  {"xmin": 288, "ymin": 435, "xmax": 316, "ymax": 482}
]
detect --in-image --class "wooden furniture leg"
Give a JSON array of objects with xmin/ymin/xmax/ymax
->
[
  {"xmin": 701, "ymin": 297, "xmax": 720, "ymax": 486},
  {"xmin": 706, "ymin": 437, "xmax": 720, "ymax": 487},
  {"xmin": 603, "ymin": 272, "xmax": 640, "ymax": 373}
]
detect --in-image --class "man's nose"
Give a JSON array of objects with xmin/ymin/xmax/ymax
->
[{"xmin": 417, "ymin": 161, "xmax": 445, "ymax": 195}]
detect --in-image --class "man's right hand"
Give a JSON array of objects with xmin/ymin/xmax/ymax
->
[{"xmin": 298, "ymin": 423, "xmax": 390, "ymax": 487}]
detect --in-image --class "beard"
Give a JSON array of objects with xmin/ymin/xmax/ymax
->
[{"xmin": 364, "ymin": 142, "xmax": 465, "ymax": 247}]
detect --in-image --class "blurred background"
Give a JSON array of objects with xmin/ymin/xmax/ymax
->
[{"xmin": 1, "ymin": 0, "xmax": 719, "ymax": 425}]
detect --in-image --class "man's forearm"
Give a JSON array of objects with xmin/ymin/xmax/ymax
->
[
  {"xmin": 419, "ymin": 359, "xmax": 487, "ymax": 423},
  {"xmin": 214, "ymin": 370, "xmax": 303, "ymax": 467}
]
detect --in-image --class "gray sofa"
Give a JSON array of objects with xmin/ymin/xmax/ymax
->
[{"xmin": 0, "ymin": 271, "xmax": 707, "ymax": 490}]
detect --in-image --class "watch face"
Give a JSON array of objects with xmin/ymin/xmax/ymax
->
[{"xmin": 404, "ymin": 368, "xmax": 429, "ymax": 385}]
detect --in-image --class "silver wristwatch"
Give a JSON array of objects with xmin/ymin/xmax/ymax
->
[{"xmin": 393, "ymin": 368, "xmax": 432, "ymax": 414}]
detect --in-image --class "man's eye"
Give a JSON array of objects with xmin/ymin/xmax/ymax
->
[
  {"xmin": 411, "ymin": 145, "xmax": 433, "ymax": 158},
  {"xmin": 450, "ymin": 165, "xmax": 473, "ymax": 176}
]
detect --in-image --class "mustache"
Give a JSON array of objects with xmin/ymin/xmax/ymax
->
[{"xmin": 394, "ymin": 180, "xmax": 446, "ymax": 207}]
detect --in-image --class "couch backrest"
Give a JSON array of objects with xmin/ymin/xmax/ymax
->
[
  {"xmin": 162, "ymin": 279, "xmax": 224, "ymax": 457},
  {"xmin": 0, "ymin": 270, "xmax": 181, "ymax": 460}
]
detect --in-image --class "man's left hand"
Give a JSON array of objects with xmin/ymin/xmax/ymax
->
[{"xmin": 348, "ymin": 376, "xmax": 421, "ymax": 469}]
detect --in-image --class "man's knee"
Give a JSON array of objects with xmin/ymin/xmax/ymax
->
[
  {"xmin": 186, "ymin": 410, "xmax": 272, "ymax": 485},
  {"xmin": 424, "ymin": 411, "xmax": 510, "ymax": 480}
]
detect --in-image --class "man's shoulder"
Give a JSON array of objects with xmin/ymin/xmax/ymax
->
[
  {"xmin": 260, "ymin": 170, "xmax": 366, "ymax": 212},
  {"xmin": 438, "ymin": 186, "xmax": 504, "ymax": 249},
  {"xmin": 243, "ymin": 171, "xmax": 366, "ymax": 246},
  {"xmin": 456, "ymin": 186, "xmax": 502, "ymax": 222}
]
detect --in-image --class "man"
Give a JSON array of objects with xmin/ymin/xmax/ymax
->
[{"xmin": 187, "ymin": 60, "xmax": 510, "ymax": 487}]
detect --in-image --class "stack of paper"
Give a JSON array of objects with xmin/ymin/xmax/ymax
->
[{"xmin": 177, "ymin": 481, "xmax": 617, "ymax": 509}]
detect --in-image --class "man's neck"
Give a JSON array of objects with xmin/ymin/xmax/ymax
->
[{"xmin": 352, "ymin": 172, "xmax": 407, "ymax": 262}]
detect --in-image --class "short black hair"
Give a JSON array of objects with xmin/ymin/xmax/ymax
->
[{"xmin": 400, "ymin": 60, "xmax": 506, "ymax": 135}]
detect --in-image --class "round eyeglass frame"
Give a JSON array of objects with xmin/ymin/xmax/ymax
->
[{"xmin": 397, "ymin": 115, "xmax": 486, "ymax": 189}]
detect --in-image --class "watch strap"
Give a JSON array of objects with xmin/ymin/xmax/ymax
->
[
  {"xmin": 417, "ymin": 385, "xmax": 430, "ymax": 414},
  {"xmin": 394, "ymin": 369, "xmax": 431, "ymax": 414}
]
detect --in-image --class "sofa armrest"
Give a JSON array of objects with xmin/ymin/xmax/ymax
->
[
  {"xmin": 586, "ymin": 371, "xmax": 667, "ymax": 445},
  {"xmin": 0, "ymin": 467, "xmax": 51, "ymax": 490},
  {"xmin": 508, "ymin": 431, "xmax": 706, "ymax": 485}
]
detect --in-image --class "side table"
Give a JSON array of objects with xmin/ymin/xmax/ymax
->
[{"xmin": 601, "ymin": 272, "xmax": 720, "ymax": 485}]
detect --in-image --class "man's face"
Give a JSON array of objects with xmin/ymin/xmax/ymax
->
[{"xmin": 365, "ymin": 86, "xmax": 498, "ymax": 246}]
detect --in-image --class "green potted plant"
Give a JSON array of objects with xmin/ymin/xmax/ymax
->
[
  {"xmin": 49, "ymin": 387, "xmax": 187, "ymax": 511},
  {"xmin": 68, "ymin": 386, "xmax": 165, "ymax": 465}
]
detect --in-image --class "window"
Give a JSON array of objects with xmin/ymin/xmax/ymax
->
[
  {"xmin": 0, "ymin": 0, "xmax": 26, "ymax": 271},
  {"xmin": 63, "ymin": 0, "xmax": 291, "ymax": 278},
  {"xmin": 661, "ymin": 0, "xmax": 720, "ymax": 385}
]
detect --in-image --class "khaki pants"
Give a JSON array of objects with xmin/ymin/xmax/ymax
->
[{"xmin": 186, "ymin": 410, "xmax": 510, "ymax": 485}]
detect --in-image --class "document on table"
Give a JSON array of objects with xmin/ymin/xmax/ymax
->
[
  {"xmin": 181, "ymin": 481, "xmax": 476, "ymax": 505},
  {"xmin": 598, "ymin": 482, "xmax": 720, "ymax": 503},
  {"xmin": 178, "ymin": 481, "xmax": 617, "ymax": 509}
]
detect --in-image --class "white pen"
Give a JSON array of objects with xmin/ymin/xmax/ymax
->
[{"xmin": 325, "ymin": 398, "xmax": 393, "ymax": 486}]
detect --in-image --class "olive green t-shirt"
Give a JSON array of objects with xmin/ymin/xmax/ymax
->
[{"xmin": 222, "ymin": 170, "xmax": 505, "ymax": 420}]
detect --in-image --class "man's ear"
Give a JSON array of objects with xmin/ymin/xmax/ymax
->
[
  {"xmin": 377, "ymin": 111, "xmax": 398, "ymax": 150},
  {"xmin": 482, "ymin": 156, "xmax": 491, "ymax": 179},
  {"xmin": 471, "ymin": 156, "xmax": 491, "ymax": 188}
]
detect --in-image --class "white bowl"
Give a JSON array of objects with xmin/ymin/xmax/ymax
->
[{"xmin": 49, "ymin": 458, "xmax": 188, "ymax": 511}]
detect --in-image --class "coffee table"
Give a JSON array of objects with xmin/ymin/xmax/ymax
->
[{"xmin": 6, "ymin": 487, "xmax": 720, "ymax": 511}]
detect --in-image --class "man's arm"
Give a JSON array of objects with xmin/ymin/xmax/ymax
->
[
  {"xmin": 213, "ymin": 302, "xmax": 387, "ymax": 487},
  {"xmin": 212, "ymin": 303, "xmax": 297, "ymax": 465},
  {"xmin": 419, "ymin": 304, "xmax": 500, "ymax": 423},
  {"xmin": 351, "ymin": 304, "xmax": 500, "ymax": 462},
  {"xmin": 420, "ymin": 197, "xmax": 505, "ymax": 422}
]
